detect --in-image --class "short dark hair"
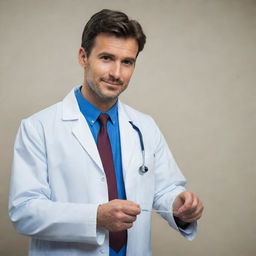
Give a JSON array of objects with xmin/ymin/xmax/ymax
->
[{"xmin": 81, "ymin": 9, "xmax": 146, "ymax": 56}]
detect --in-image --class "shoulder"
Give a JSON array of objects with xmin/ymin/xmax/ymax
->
[
  {"xmin": 119, "ymin": 102, "xmax": 167, "ymax": 153},
  {"xmin": 21, "ymin": 86, "xmax": 78, "ymax": 127},
  {"xmin": 119, "ymin": 102, "xmax": 155, "ymax": 125},
  {"xmin": 119, "ymin": 101, "xmax": 160, "ymax": 137},
  {"xmin": 23, "ymin": 101, "xmax": 62, "ymax": 125},
  {"xmin": 19, "ymin": 101, "xmax": 63, "ymax": 139}
]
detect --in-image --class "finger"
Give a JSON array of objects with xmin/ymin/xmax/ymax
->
[
  {"xmin": 122, "ymin": 202, "xmax": 141, "ymax": 216},
  {"xmin": 110, "ymin": 200, "xmax": 141, "ymax": 219},
  {"xmin": 181, "ymin": 194, "xmax": 199, "ymax": 215},
  {"xmin": 193, "ymin": 200, "xmax": 204, "ymax": 218},
  {"xmin": 122, "ymin": 222, "xmax": 133, "ymax": 230},
  {"xmin": 115, "ymin": 211, "xmax": 137, "ymax": 223},
  {"xmin": 177, "ymin": 192, "xmax": 194, "ymax": 214},
  {"xmin": 180, "ymin": 211, "xmax": 203, "ymax": 223},
  {"xmin": 177, "ymin": 194, "xmax": 203, "ymax": 220},
  {"xmin": 123, "ymin": 214, "xmax": 137, "ymax": 223},
  {"xmin": 111, "ymin": 199, "xmax": 140, "ymax": 214},
  {"xmin": 179, "ymin": 200, "xmax": 204, "ymax": 222},
  {"xmin": 118, "ymin": 219, "xmax": 135, "ymax": 231},
  {"xmin": 109, "ymin": 221, "xmax": 134, "ymax": 232},
  {"xmin": 190, "ymin": 198, "xmax": 203, "ymax": 215}
]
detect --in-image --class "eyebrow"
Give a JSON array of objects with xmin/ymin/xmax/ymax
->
[
  {"xmin": 98, "ymin": 52, "xmax": 114, "ymax": 58},
  {"xmin": 123, "ymin": 57, "xmax": 136, "ymax": 64}
]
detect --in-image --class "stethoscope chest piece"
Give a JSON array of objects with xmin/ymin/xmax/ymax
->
[{"xmin": 139, "ymin": 165, "xmax": 148, "ymax": 175}]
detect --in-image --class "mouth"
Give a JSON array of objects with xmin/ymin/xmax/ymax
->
[{"xmin": 101, "ymin": 78, "xmax": 123, "ymax": 87}]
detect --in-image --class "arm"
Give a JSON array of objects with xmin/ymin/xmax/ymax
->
[
  {"xmin": 151, "ymin": 120, "xmax": 202, "ymax": 239},
  {"xmin": 9, "ymin": 119, "xmax": 105, "ymax": 244}
]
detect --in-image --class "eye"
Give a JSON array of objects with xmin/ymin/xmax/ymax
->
[
  {"xmin": 122, "ymin": 59, "xmax": 134, "ymax": 66},
  {"xmin": 100, "ymin": 55, "xmax": 112, "ymax": 61}
]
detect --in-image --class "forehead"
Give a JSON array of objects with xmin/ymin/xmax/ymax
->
[{"xmin": 90, "ymin": 34, "xmax": 139, "ymax": 59}]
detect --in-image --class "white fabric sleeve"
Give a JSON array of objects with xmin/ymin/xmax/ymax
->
[
  {"xmin": 9, "ymin": 119, "xmax": 105, "ymax": 244},
  {"xmin": 151, "ymin": 119, "xmax": 197, "ymax": 240}
]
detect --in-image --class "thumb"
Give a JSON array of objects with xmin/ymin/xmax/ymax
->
[{"xmin": 174, "ymin": 191, "xmax": 192, "ymax": 214}]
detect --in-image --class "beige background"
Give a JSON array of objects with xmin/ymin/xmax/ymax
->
[{"xmin": 1, "ymin": 0, "xmax": 256, "ymax": 255}]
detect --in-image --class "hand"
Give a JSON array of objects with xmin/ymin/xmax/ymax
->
[
  {"xmin": 172, "ymin": 191, "xmax": 204, "ymax": 223},
  {"xmin": 97, "ymin": 199, "xmax": 141, "ymax": 232}
]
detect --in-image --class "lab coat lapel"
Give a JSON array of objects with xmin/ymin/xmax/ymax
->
[
  {"xmin": 118, "ymin": 102, "xmax": 141, "ymax": 179},
  {"xmin": 62, "ymin": 88, "xmax": 103, "ymax": 172},
  {"xmin": 72, "ymin": 117, "xmax": 103, "ymax": 172}
]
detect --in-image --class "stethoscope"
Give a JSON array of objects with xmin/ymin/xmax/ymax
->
[{"xmin": 129, "ymin": 121, "xmax": 149, "ymax": 175}]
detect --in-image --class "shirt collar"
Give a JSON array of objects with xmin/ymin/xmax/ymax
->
[{"xmin": 75, "ymin": 86, "xmax": 118, "ymax": 126}]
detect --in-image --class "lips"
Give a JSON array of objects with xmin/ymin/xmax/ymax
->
[{"xmin": 101, "ymin": 78, "xmax": 123, "ymax": 86}]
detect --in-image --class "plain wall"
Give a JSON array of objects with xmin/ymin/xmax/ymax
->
[{"xmin": 1, "ymin": 0, "xmax": 255, "ymax": 255}]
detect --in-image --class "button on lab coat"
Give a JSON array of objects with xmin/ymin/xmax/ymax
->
[{"xmin": 9, "ymin": 87, "xmax": 196, "ymax": 256}]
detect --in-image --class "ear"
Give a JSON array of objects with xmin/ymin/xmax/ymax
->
[{"xmin": 78, "ymin": 47, "xmax": 88, "ymax": 67}]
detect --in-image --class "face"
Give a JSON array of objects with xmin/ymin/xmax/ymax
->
[{"xmin": 79, "ymin": 34, "xmax": 138, "ymax": 111}]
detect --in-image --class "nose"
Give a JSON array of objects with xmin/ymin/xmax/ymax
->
[{"xmin": 109, "ymin": 62, "xmax": 121, "ymax": 80}]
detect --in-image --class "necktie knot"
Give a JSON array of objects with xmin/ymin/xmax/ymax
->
[{"xmin": 98, "ymin": 113, "xmax": 109, "ymax": 127}]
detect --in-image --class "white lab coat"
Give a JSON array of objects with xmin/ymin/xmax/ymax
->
[{"xmin": 9, "ymin": 87, "xmax": 196, "ymax": 256}]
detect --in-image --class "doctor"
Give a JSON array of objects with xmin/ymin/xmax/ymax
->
[{"xmin": 9, "ymin": 9, "xmax": 203, "ymax": 256}]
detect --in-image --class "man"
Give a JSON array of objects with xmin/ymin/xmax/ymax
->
[{"xmin": 9, "ymin": 9, "xmax": 203, "ymax": 256}]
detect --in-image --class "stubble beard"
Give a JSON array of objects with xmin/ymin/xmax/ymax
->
[{"xmin": 86, "ymin": 79, "xmax": 125, "ymax": 104}]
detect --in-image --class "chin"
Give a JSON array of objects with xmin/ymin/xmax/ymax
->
[
  {"xmin": 100, "ymin": 90, "xmax": 122, "ymax": 100},
  {"xmin": 101, "ymin": 94, "xmax": 119, "ymax": 101}
]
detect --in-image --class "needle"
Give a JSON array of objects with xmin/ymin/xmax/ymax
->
[{"xmin": 141, "ymin": 208, "xmax": 173, "ymax": 214}]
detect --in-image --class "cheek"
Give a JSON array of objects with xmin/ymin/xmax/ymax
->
[
  {"xmin": 95, "ymin": 65, "xmax": 111, "ymax": 81},
  {"xmin": 123, "ymin": 69, "xmax": 134, "ymax": 82},
  {"xmin": 85, "ymin": 67, "xmax": 100, "ymax": 82},
  {"xmin": 94, "ymin": 61, "xmax": 110, "ymax": 72}
]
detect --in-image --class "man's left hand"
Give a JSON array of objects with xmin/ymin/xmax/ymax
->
[{"xmin": 172, "ymin": 191, "xmax": 204, "ymax": 223}]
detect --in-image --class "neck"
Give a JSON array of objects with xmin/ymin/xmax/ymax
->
[{"xmin": 80, "ymin": 86, "xmax": 117, "ymax": 112}]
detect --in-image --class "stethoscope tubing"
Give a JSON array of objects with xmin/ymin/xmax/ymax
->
[{"xmin": 129, "ymin": 121, "xmax": 148, "ymax": 174}]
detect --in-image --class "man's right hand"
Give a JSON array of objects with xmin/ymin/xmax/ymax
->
[{"xmin": 97, "ymin": 199, "xmax": 141, "ymax": 232}]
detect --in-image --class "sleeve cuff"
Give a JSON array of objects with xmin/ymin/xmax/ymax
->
[{"xmin": 173, "ymin": 216, "xmax": 190, "ymax": 229}]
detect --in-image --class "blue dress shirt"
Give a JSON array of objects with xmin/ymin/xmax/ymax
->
[{"xmin": 75, "ymin": 87, "xmax": 127, "ymax": 256}]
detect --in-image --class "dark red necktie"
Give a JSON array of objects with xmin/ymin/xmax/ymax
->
[{"xmin": 97, "ymin": 113, "xmax": 127, "ymax": 252}]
